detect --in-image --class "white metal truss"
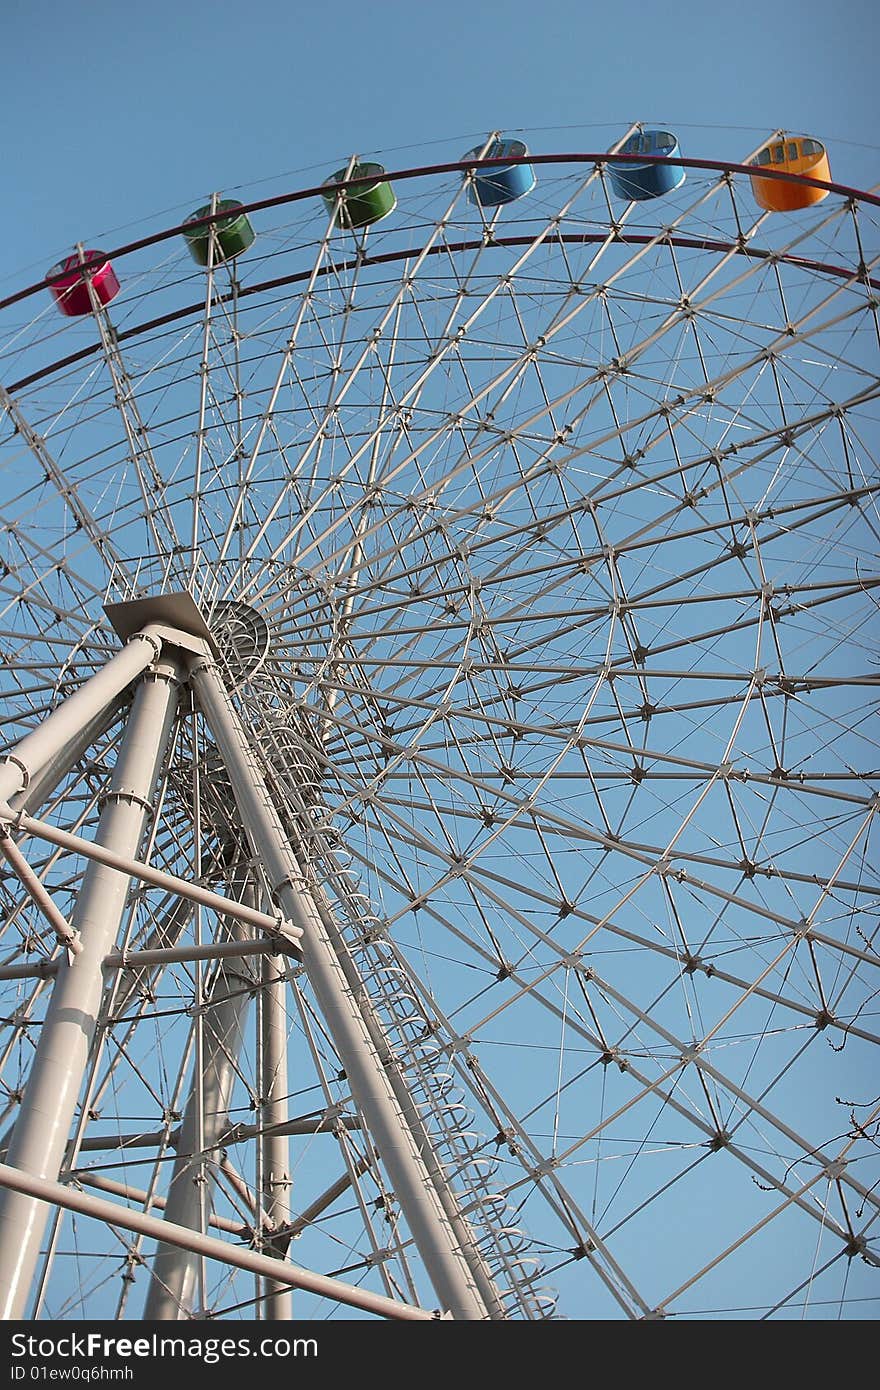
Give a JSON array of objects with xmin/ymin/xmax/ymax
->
[{"xmin": 0, "ymin": 135, "xmax": 878, "ymax": 1321}]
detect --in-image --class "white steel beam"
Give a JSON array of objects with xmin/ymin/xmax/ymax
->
[
  {"xmin": 0, "ymin": 1161, "xmax": 434, "ymax": 1320},
  {"xmin": 0, "ymin": 831, "xmax": 82, "ymax": 955},
  {"xmin": 7, "ymin": 812, "xmax": 301, "ymax": 946},
  {"xmin": 10, "ymin": 699, "xmax": 126, "ymax": 819},
  {"xmin": 258, "ymin": 948, "xmax": 293, "ymax": 1318},
  {"xmin": 307, "ymin": 888, "xmax": 509, "ymax": 1318},
  {"xmin": 143, "ymin": 913, "xmax": 257, "ymax": 1319},
  {"xmin": 69, "ymin": 1171, "xmax": 247, "ymax": 1238},
  {"xmin": 0, "ymin": 656, "xmax": 180, "ymax": 1318},
  {"xmin": 0, "ymin": 938, "xmax": 287, "ymax": 984},
  {"xmin": 188, "ymin": 654, "xmax": 490, "ymax": 1320},
  {"xmin": 0, "ymin": 627, "xmax": 162, "ymax": 807}
]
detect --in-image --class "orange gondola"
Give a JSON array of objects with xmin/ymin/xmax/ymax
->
[{"xmin": 748, "ymin": 135, "xmax": 831, "ymax": 212}]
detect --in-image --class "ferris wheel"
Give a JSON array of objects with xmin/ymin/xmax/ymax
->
[{"xmin": 0, "ymin": 125, "xmax": 877, "ymax": 1322}]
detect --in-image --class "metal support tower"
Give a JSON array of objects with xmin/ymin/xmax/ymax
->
[{"xmin": 0, "ymin": 608, "xmax": 500, "ymax": 1319}]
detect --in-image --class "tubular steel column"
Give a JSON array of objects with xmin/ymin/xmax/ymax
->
[
  {"xmin": 308, "ymin": 894, "xmax": 508, "ymax": 1318},
  {"xmin": 12, "ymin": 702, "xmax": 128, "ymax": 819},
  {"xmin": 189, "ymin": 655, "xmax": 489, "ymax": 1320},
  {"xmin": 0, "ymin": 627, "xmax": 162, "ymax": 809},
  {"xmin": 143, "ymin": 929, "xmax": 257, "ymax": 1319},
  {"xmin": 259, "ymin": 951, "xmax": 293, "ymax": 1319},
  {"xmin": 0, "ymin": 656, "xmax": 180, "ymax": 1319}
]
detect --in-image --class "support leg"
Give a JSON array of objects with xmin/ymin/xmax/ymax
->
[
  {"xmin": 143, "ymin": 929, "xmax": 256, "ymax": 1319},
  {"xmin": 143, "ymin": 862, "xmax": 260, "ymax": 1319},
  {"xmin": 259, "ymin": 951, "xmax": 292, "ymax": 1319},
  {"xmin": 189, "ymin": 655, "xmax": 489, "ymax": 1320},
  {"xmin": 0, "ymin": 628, "xmax": 162, "ymax": 808},
  {"xmin": 0, "ymin": 657, "xmax": 180, "ymax": 1318}
]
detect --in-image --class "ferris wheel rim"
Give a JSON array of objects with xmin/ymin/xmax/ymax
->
[
  {"xmin": 2, "ymin": 147, "xmax": 879, "ymax": 320},
  {"xmin": 7, "ymin": 226, "xmax": 880, "ymax": 398}
]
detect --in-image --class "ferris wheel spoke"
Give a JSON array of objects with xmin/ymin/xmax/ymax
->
[
  {"xmin": 228, "ymin": 166, "xmax": 506, "ymax": 599},
  {"xmin": 407, "ymin": 827, "xmax": 868, "ymax": 1025},
  {"xmin": 320, "ymin": 680, "xmax": 874, "ymax": 832},
  {"xmin": 87, "ymin": 305, "xmax": 181, "ymax": 560},
  {"xmin": 358, "ymin": 816, "xmax": 876, "ymax": 1030},
  {"xmin": 186, "ymin": 231, "xmax": 247, "ymax": 577},
  {"xmin": 210, "ymin": 196, "xmax": 353, "ymax": 578},
  {"xmin": 358, "ymin": 963, "xmax": 659, "ymax": 1315},
  {"xmin": 578, "ymin": 960, "xmax": 880, "ymax": 1221},
  {"xmin": 236, "ymin": 190, "xmax": 732, "ymax": 593},
  {"xmin": 283, "ymin": 984, "xmax": 425, "ymax": 1306},
  {"xmin": 502, "ymin": 1028, "xmax": 856, "ymax": 1267},
  {"xmin": 291, "ymin": 375, "xmax": 878, "ymax": 628},
  {"xmin": 0, "ymin": 387, "xmax": 125, "ymax": 576}
]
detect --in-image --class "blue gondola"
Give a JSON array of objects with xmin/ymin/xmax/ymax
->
[
  {"xmin": 607, "ymin": 130, "xmax": 686, "ymax": 201},
  {"xmin": 460, "ymin": 137, "xmax": 536, "ymax": 207}
]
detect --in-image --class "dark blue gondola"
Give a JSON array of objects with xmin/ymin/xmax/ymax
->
[
  {"xmin": 607, "ymin": 130, "xmax": 685, "ymax": 201},
  {"xmin": 460, "ymin": 137, "xmax": 536, "ymax": 207}
]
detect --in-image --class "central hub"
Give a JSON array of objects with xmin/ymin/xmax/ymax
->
[{"xmin": 209, "ymin": 600, "xmax": 271, "ymax": 690}]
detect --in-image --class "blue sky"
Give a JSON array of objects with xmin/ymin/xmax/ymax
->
[{"xmin": 3, "ymin": 0, "xmax": 878, "ymax": 287}]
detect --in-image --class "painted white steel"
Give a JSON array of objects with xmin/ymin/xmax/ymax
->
[{"xmin": 0, "ymin": 659, "xmax": 180, "ymax": 1317}]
